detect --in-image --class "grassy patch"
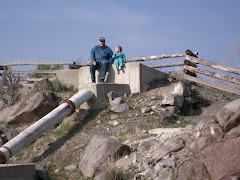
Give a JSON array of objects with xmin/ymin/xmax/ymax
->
[{"xmin": 101, "ymin": 158, "xmax": 132, "ymax": 180}]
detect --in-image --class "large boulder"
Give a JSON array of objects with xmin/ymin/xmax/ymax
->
[
  {"xmin": 154, "ymin": 136, "xmax": 185, "ymax": 162},
  {"xmin": 0, "ymin": 91, "xmax": 56, "ymax": 124},
  {"xmin": 79, "ymin": 135, "xmax": 130, "ymax": 178},
  {"xmin": 224, "ymin": 124, "xmax": 240, "ymax": 140},
  {"xmin": 216, "ymin": 98, "xmax": 240, "ymax": 132},
  {"xmin": 177, "ymin": 160, "xmax": 210, "ymax": 180},
  {"xmin": 146, "ymin": 81, "xmax": 194, "ymax": 97},
  {"xmin": 200, "ymin": 137, "xmax": 240, "ymax": 180},
  {"xmin": 193, "ymin": 120, "xmax": 224, "ymax": 140}
]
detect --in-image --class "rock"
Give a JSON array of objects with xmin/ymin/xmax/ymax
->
[
  {"xmin": 185, "ymin": 124, "xmax": 194, "ymax": 130},
  {"xmin": 64, "ymin": 164, "xmax": 78, "ymax": 171},
  {"xmin": 190, "ymin": 136, "xmax": 214, "ymax": 152},
  {"xmin": 154, "ymin": 161, "xmax": 164, "ymax": 172},
  {"xmin": 112, "ymin": 120, "xmax": 120, "ymax": 126},
  {"xmin": 5, "ymin": 128, "xmax": 19, "ymax": 141},
  {"xmin": 94, "ymin": 173, "xmax": 103, "ymax": 180},
  {"xmin": 224, "ymin": 110, "xmax": 240, "ymax": 132},
  {"xmin": 0, "ymin": 91, "xmax": 56, "ymax": 124},
  {"xmin": 149, "ymin": 128, "xmax": 192, "ymax": 139},
  {"xmin": 154, "ymin": 137, "xmax": 185, "ymax": 162},
  {"xmin": 0, "ymin": 130, "xmax": 8, "ymax": 146},
  {"xmin": 200, "ymin": 137, "xmax": 240, "ymax": 180},
  {"xmin": 0, "ymin": 99, "xmax": 6, "ymax": 111},
  {"xmin": 137, "ymin": 139, "xmax": 156, "ymax": 152},
  {"xmin": 216, "ymin": 98, "xmax": 240, "ymax": 132},
  {"xmin": 165, "ymin": 106, "xmax": 180, "ymax": 114},
  {"xmin": 110, "ymin": 114, "xmax": 118, "ymax": 120},
  {"xmin": 35, "ymin": 163, "xmax": 48, "ymax": 180},
  {"xmin": 193, "ymin": 121, "xmax": 224, "ymax": 140},
  {"xmin": 79, "ymin": 135, "xmax": 130, "ymax": 178},
  {"xmin": 141, "ymin": 106, "xmax": 151, "ymax": 113},
  {"xmin": 185, "ymin": 96, "xmax": 198, "ymax": 104},
  {"xmin": 110, "ymin": 103, "xmax": 129, "ymax": 113},
  {"xmin": 107, "ymin": 91, "xmax": 122, "ymax": 106},
  {"xmin": 158, "ymin": 111, "xmax": 176, "ymax": 123},
  {"xmin": 161, "ymin": 94, "xmax": 184, "ymax": 108},
  {"xmin": 177, "ymin": 160, "xmax": 209, "ymax": 180},
  {"xmin": 161, "ymin": 157, "xmax": 176, "ymax": 167},
  {"xmin": 224, "ymin": 124, "xmax": 240, "ymax": 140},
  {"xmin": 139, "ymin": 168, "xmax": 154, "ymax": 179},
  {"xmin": 155, "ymin": 168, "xmax": 172, "ymax": 180}
]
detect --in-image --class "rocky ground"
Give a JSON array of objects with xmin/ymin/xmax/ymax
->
[{"xmin": 0, "ymin": 79, "xmax": 239, "ymax": 180}]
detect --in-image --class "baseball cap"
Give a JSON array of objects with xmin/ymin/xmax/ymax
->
[{"xmin": 99, "ymin": 37, "xmax": 105, "ymax": 42}]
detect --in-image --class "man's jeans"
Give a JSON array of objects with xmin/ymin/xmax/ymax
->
[{"xmin": 90, "ymin": 60, "xmax": 109, "ymax": 82}]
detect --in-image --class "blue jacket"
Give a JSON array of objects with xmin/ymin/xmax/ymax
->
[
  {"xmin": 112, "ymin": 52, "xmax": 126, "ymax": 63},
  {"xmin": 90, "ymin": 45, "xmax": 114, "ymax": 64}
]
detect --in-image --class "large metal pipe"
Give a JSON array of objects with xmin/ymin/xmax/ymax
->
[{"xmin": 0, "ymin": 89, "xmax": 93, "ymax": 164}]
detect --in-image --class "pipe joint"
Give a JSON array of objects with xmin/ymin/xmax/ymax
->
[{"xmin": 60, "ymin": 100, "xmax": 76, "ymax": 116}]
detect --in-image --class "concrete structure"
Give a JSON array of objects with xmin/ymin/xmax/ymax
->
[
  {"xmin": 56, "ymin": 63, "xmax": 166, "ymax": 109},
  {"xmin": 56, "ymin": 62, "xmax": 166, "ymax": 93},
  {"xmin": 0, "ymin": 163, "xmax": 35, "ymax": 180},
  {"xmin": 79, "ymin": 83, "xmax": 131, "ymax": 109}
]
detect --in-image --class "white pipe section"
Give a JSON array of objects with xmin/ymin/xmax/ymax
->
[{"xmin": 0, "ymin": 89, "xmax": 93, "ymax": 163}]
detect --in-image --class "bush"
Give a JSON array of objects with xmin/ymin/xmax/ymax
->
[{"xmin": 1, "ymin": 67, "xmax": 22, "ymax": 106}]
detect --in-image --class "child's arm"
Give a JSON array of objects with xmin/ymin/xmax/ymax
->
[{"xmin": 123, "ymin": 54, "xmax": 126, "ymax": 63}]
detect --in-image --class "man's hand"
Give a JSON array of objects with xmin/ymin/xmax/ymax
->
[
  {"xmin": 108, "ymin": 63, "xmax": 112, "ymax": 67},
  {"xmin": 93, "ymin": 61, "xmax": 96, "ymax": 66}
]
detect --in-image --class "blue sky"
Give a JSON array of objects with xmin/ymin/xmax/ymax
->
[{"xmin": 0, "ymin": 0, "xmax": 240, "ymax": 72}]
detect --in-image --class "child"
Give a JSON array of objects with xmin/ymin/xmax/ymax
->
[{"xmin": 112, "ymin": 46, "xmax": 126, "ymax": 74}]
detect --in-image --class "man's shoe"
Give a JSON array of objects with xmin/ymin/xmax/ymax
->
[
  {"xmin": 100, "ymin": 79, "xmax": 105, "ymax": 82},
  {"xmin": 92, "ymin": 80, "xmax": 96, "ymax": 83}
]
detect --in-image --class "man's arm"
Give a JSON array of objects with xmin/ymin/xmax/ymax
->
[
  {"xmin": 90, "ymin": 47, "xmax": 96, "ymax": 62},
  {"xmin": 108, "ymin": 48, "xmax": 114, "ymax": 64}
]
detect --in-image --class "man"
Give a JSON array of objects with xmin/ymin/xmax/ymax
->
[{"xmin": 90, "ymin": 37, "xmax": 114, "ymax": 83}]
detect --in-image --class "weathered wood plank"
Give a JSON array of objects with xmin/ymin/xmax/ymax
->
[
  {"xmin": 127, "ymin": 52, "xmax": 198, "ymax": 62},
  {"xmin": 148, "ymin": 62, "xmax": 184, "ymax": 68},
  {"xmin": 186, "ymin": 55, "xmax": 240, "ymax": 75},
  {"xmin": 3, "ymin": 61, "xmax": 72, "ymax": 66},
  {"xmin": 185, "ymin": 66, "xmax": 240, "ymax": 85},
  {"xmin": 183, "ymin": 74, "xmax": 240, "ymax": 95},
  {"xmin": 11, "ymin": 70, "xmax": 58, "ymax": 74}
]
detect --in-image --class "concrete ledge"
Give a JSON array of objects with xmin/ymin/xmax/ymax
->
[
  {"xmin": 56, "ymin": 63, "xmax": 167, "ymax": 93},
  {"xmin": 0, "ymin": 163, "xmax": 35, "ymax": 180},
  {"xmin": 79, "ymin": 83, "xmax": 131, "ymax": 109},
  {"xmin": 78, "ymin": 63, "xmax": 166, "ymax": 93}
]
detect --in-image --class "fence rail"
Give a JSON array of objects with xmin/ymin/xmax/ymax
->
[
  {"xmin": 11, "ymin": 70, "xmax": 58, "ymax": 74},
  {"xmin": 1, "ymin": 50, "xmax": 240, "ymax": 95},
  {"xmin": 126, "ymin": 52, "xmax": 198, "ymax": 62},
  {"xmin": 3, "ymin": 61, "xmax": 72, "ymax": 66}
]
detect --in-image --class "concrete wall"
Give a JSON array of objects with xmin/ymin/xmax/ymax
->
[
  {"xmin": 0, "ymin": 163, "xmax": 35, "ymax": 180},
  {"xmin": 78, "ymin": 63, "xmax": 166, "ymax": 93},
  {"xmin": 140, "ymin": 63, "xmax": 166, "ymax": 91},
  {"xmin": 56, "ymin": 69, "xmax": 79, "ymax": 88},
  {"xmin": 56, "ymin": 63, "xmax": 166, "ymax": 93}
]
